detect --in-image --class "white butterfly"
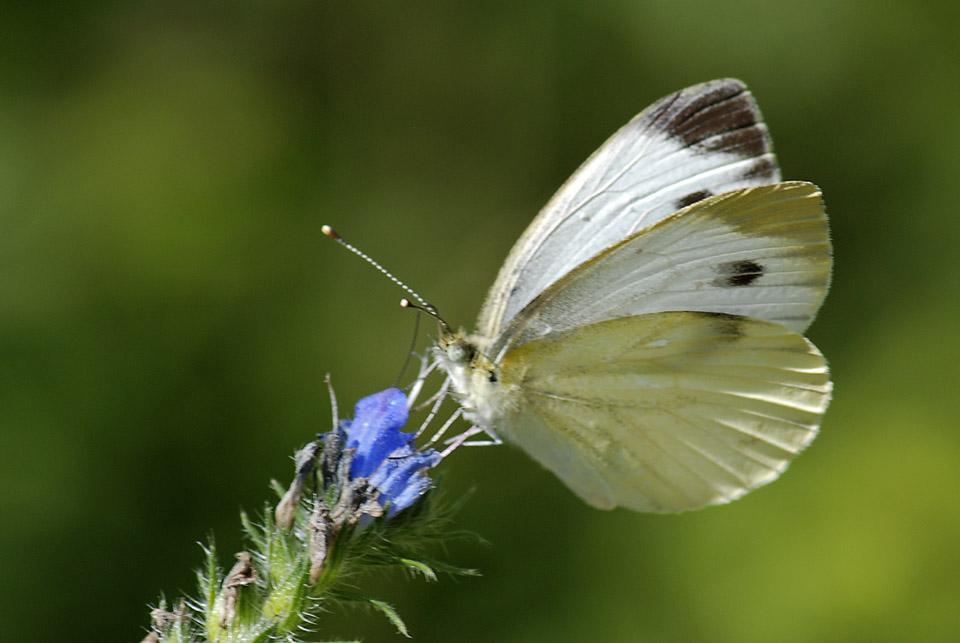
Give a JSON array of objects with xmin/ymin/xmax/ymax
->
[{"xmin": 435, "ymin": 79, "xmax": 832, "ymax": 512}]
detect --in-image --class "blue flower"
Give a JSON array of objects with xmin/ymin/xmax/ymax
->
[{"xmin": 339, "ymin": 388, "xmax": 442, "ymax": 516}]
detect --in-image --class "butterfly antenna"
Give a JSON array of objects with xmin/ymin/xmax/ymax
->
[
  {"xmin": 323, "ymin": 225, "xmax": 450, "ymax": 385},
  {"xmin": 400, "ymin": 298, "xmax": 453, "ymax": 337},
  {"xmin": 322, "ymin": 225, "xmax": 433, "ymax": 311}
]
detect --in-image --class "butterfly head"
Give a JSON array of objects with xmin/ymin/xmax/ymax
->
[
  {"xmin": 436, "ymin": 325, "xmax": 480, "ymax": 375},
  {"xmin": 434, "ymin": 326, "xmax": 504, "ymax": 428}
]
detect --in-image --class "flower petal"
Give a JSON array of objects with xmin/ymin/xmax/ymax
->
[
  {"xmin": 369, "ymin": 446, "xmax": 443, "ymax": 515},
  {"xmin": 344, "ymin": 388, "xmax": 411, "ymax": 478}
]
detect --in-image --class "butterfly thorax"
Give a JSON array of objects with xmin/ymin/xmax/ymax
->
[{"xmin": 435, "ymin": 330, "xmax": 512, "ymax": 429}]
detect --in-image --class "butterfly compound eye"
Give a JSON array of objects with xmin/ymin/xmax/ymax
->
[{"xmin": 445, "ymin": 340, "xmax": 475, "ymax": 365}]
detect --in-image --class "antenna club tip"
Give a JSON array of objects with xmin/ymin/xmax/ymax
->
[
  {"xmin": 400, "ymin": 298, "xmax": 411, "ymax": 308},
  {"xmin": 321, "ymin": 225, "xmax": 341, "ymax": 240}
]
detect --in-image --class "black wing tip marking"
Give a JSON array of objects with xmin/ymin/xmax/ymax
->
[
  {"xmin": 741, "ymin": 156, "xmax": 779, "ymax": 182},
  {"xmin": 661, "ymin": 80, "xmax": 773, "ymax": 160}
]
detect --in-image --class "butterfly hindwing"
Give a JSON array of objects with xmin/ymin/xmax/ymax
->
[{"xmin": 496, "ymin": 312, "xmax": 831, "ymax": 512}]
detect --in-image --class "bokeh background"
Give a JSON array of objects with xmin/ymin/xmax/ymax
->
[{"xmin": 2, "ymin": 2, "xmax": 959, "ymax": 641}]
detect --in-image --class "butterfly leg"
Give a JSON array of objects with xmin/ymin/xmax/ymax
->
[
  {"xmin": 413, "ymin": 378, "xmax": 453, "ymax": 439},
  {"xmin": 440, "ymin": 425, "xmax": 502, "ymax": 457}
]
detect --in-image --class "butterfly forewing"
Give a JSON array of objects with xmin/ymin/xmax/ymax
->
[
  {"xmin": 478, "ymin": 78, "xmax": 782, "ymax": 341},
  {"xmin": 495, "ymin": 312, "xmax": 831, "ymax": 512},
  {"xmin": 490, "ymin": 182, "xmax": 830, "ymax": 359}
]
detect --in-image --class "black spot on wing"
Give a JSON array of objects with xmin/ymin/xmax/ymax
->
[
  {"xmin": 665, "ymin": 81, "xmax": 769, "ymax": 158},
  {"xmin": 675, "ymin": 189, "xmax": 713, "ymax": 209},
  {"xmin": 714, "ymin": 259, "xmax": 764, "ymax": 288}
]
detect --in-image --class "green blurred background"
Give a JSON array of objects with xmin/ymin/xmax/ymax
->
[{"xmin": 2, "ymin": 2, "xmax": 959, "ymax": 641}]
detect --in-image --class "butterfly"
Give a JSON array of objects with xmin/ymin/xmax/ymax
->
[{"xmin": 434, "ymin": 78, "xmax": 832, "ymax": 512}]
